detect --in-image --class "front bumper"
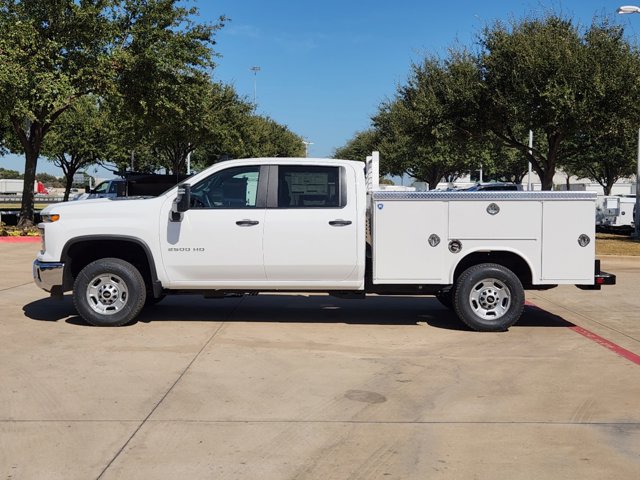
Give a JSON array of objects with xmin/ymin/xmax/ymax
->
[{"xmin": 33, "ymin": 259, "xmax": 65, "ymax": 294}]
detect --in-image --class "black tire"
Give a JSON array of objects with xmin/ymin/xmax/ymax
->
[
  {"xmin": 435, "ymin": 287, "xmax": 454, "ymax": 310},
  {"xmin": 453, "ymin": 263, "xmax": 524, "ymax": 332},
  {"xmin": 73, "ymin": 258, "xmax": 146, "ymax": 327}
]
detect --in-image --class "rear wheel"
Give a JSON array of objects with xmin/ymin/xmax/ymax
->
[
  {"xmin": 73, "ymin": 258, "xmax": 146, "ymax": 327},
  {"xmin": 453, "ymin": 263, "xmax": 524, "ymax": 332}
]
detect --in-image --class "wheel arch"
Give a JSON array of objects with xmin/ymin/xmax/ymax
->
[
  {"xmin": 61, "ymin": 235, "xmax": 162, "ymax": 297},
  {"xmin": 450, "ymin": 249, "xmax": 535, "ymax": 288}
]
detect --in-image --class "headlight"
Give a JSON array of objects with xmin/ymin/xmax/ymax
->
[{"xmin": 41, "ymin": 214, "xmax": 60, "ymax": 223}]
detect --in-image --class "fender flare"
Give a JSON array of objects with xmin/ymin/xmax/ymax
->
[{"xmin": 61, "ymin": 235, "xmax": 162, "ymax": 296}]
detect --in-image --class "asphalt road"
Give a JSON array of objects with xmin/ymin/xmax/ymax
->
[{"xmin": 1, "ymin": 243, "xmax": 639, "ymax": 479}]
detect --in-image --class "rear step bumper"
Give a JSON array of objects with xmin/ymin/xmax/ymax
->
[{"xmin": 577, "ymin": 259, "xmax": 616, "ymax": 290}]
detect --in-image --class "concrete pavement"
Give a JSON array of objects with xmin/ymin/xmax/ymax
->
[{"xmin": 1, "ymin": 243, "xmax": 638, "ymax": 479}]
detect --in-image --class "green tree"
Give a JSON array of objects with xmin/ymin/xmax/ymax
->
[
  {"xmin": 0, "ymin": 115, "xmax": 11, "ymax": 155},
  {"xmin": 0, "ymin": 167, "xmax": 22, "ymax": 179},
  {"xmin": 35, "ymin": 173, "xmax": 64, "ymax": 189},
  {"xmin": 41, "ymin": 97, "xmax": 108, "ymax": 201},
  {"xmin": 149, "ymin": 82, "xmax": 252, "ymax": 174},
  {"xmin": 0, "ymin": 0, "xmax": 223, "ymax": 226},
  {"xmin": 333, "ymin": 129, "xmax": 378, "ymax": 161},
  {"xmin": 561, "ymin": 22, "xmax": 640, "ymax": 194},
  {"xmin": 563, "ymin": 123, "xmax": 637, "ymax": 195},
  {"xmin": 478, "ymin": 16, "xmax": 640, "ymax": 190},
  {"xmin": 372, "ymin": 52, "xmax": 481, "ymax": 189},
  {"xmin": 240, "ymin": 115, "xmax": 305, "ymax": 158},
  {"xmin": 191, "ymin": 113, "xmax": 304, "ymax": 169},
  {"xmin": 479, "ymin": 16, "xmax": 585, "ymax": 189},
  {"xmin": 474, "ymin": 140, "xmax": 530, "ymax": 184}
]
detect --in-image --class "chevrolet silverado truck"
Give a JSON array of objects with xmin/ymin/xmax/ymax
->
[{"xmin": 33, "ymin": 152, "xmax": 615, "ymax": 331}]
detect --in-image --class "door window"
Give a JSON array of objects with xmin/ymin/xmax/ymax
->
[
  {"xmin": 277, "ymin": 166, "xmax": 342, "ymax": 208},
  {"xmin": 190, "ymin": 166, "xmax": 261, "ymax": 209},
  {"xmin": 93, "ymin": 181, "xmax": 110, "ymax": 194}
]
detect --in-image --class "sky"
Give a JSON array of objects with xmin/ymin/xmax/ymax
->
[{"xmin": 1, "ymin": 0, "xmax": 638, "ymax": 178}]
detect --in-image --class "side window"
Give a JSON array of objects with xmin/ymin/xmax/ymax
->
[
  {"xmin": 277, "ymin": 166, "xmax": 342, "ymax": 208},
  {"xmin": 93, "ymin": 181, "xmax": 109, "ymax": 194},
  {"xmin": 190, "ymin": 166, "xmax": 260, "ymax": 209},
  {"xmin": 108, "ymin": 182, "xmax": 119, "ymax": 194}
]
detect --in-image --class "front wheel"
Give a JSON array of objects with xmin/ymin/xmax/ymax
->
[
  {"xmin": 453, "ymin": 263, "xmax": 524, "ymax": 332},
  {"xmin": 73, "ymin": 258, "xmax": 147, "ymax": 327}
]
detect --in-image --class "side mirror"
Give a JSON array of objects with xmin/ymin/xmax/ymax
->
[
  {"xmin": 171, "ymin": 184, "xmax": 191, "ymax": 222},
  {"xmin": 84, "ymin": 186, "xmax": 91, "ymax": 194}
]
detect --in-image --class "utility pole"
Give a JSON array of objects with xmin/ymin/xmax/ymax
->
[
  {"xmin": 302, "ymin": 140, "xmax": 314, "ymax": 158},
  {"xmin": 249, "ymin": 66, "xmax": 261, "ymax": 105},
  {"xmin": 616, "ymin": 6, "xmax": 640, "ymax": 239}
]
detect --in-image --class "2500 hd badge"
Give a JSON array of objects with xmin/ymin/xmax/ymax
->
[{"xmin": 167, "ymin": 247, "xmax": 205, "ymax": 252}]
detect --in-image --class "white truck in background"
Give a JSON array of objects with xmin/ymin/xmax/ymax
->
[
  {"xmin": 596, "ymin": 195, "xmax": 635, "ymax": 233},
  {"xmin": 0, "ymin": 179, "xmax": 37, "ymax": 195},
  {"xmin": 33, "ymin": 152, "xmax": 615, "ymax": 331}
]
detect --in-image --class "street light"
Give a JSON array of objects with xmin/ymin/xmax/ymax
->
[
  {"xmin": 617, "ymin": 5, "xmax": 640, "ymax": 239},
  {"xmin": 249, "ymin": 66, "xmax": 261, "ymax": 105},
  {"xmin": 618, "ymin": 5, "xmax": 640, "ymax": 13}
]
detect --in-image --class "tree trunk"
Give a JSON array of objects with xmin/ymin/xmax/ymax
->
[
  {"xmin": 18, "ymin": 147, "xmax": 39, "ymax": 228},
  {"xmin": 540, "ymin": 168, "xmax": 555, "ymax": 191},
  {"xmin": 604, "ymin": 178, "xmax": 615, "ymax": 196},
  {"xmin": 63, "ymin": 172, "xmax": 75, "ymax": 202},
  {"xmin": 13, "ymin": 118, "xmax": 44, "ymax": 228},
  {"xmin": 426, "ymin": 174, "xmax": 443, "ymax": 191}
]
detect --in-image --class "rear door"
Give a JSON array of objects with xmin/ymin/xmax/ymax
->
[{"xmin": 263, "ymin": 164, "xmax": 359, "ymax": 283}]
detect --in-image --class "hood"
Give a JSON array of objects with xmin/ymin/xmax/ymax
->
[{"xmin": 40, "ymin": 196, "xmax": 162, "ymax": 217}]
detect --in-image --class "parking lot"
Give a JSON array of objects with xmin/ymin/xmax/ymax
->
[{"xmin": 1, "ymin": 241, "xmax": 639, "ymax": 479}]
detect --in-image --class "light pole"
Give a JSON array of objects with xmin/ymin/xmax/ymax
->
[
  {"xmin": 249, "ymin": 66, "xmax": 261, "ymax": 105},
  {"xmin": 617, "ymin": 6, "xmax": 640, "ymax": 239},
  {"xmin": 527, "ymin": 130, "xmax": 533, "ymax": 191},
  {"xmin": 302, "ymin": 140, "xmax": 314, "ymax": 158}
]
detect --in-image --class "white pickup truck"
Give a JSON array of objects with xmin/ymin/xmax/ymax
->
[{"xmin": 33, "ymin": 152, "xmax": 615, "ymax": 331}]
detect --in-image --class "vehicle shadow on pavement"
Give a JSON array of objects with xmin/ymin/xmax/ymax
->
[
  {"xmin": 22, "ymin": 299, "xmax": 138, "ymax": 327},
  {"xmin": 21, "ymin": 296, "xmax": 85, "ymax": 324},
  {"xmin": 139, "ymin": 295, "xmax": 464, "ymax": 328},
  {"xmin": 518, "ymin": 303, "xmax": 574, "ymax": 328},
  {"xmin": 22, "ymin": 294, "xmax": 573, "ymax": 330}
]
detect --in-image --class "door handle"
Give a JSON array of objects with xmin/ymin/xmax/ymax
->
[
  {"xmin": 236, "ymin": 219, "xmax": 260, "ymax": 226},
  {"xmin": 329, "ymin": 220, "xmax": 352, "ymax": 226}
]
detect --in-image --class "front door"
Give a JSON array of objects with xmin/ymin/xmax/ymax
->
[{"xmin": 160, "ymin": 165, "xmax": 267, "ymax": 286}]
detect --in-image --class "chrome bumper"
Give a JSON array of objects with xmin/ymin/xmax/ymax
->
[{"xmin": 33, "ymin": 259, "xmax": 65, "ymax": 293}]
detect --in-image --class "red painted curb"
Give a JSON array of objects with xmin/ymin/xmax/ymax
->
[
  {"xmin": 569, "ymin": 325, "xmax": 640, "ymax": 366},
  {"xmin": 0, "ymin": 236, "xmax": 40, "ymax": 243},
  {"xmin": 526, "ymin": 301, "xmax": 640, "ymax": 366}
]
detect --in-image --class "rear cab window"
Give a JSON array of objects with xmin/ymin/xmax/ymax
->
[{"xmin": 276, "ymin": 165, "xmax": 345, "ymax": 208}]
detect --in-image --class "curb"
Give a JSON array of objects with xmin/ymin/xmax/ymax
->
[{"xmin": 0, "ymin": 236, "xmax": 40, "ymax": 243}]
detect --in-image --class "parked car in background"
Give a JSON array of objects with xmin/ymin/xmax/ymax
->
[
  {"xmin": 74, "ymin": 173, "xmax": 189, "ymax": 200},
  {"xmin": 461, "ymin": 183, "xmax": 523, "ymax": 192}
]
